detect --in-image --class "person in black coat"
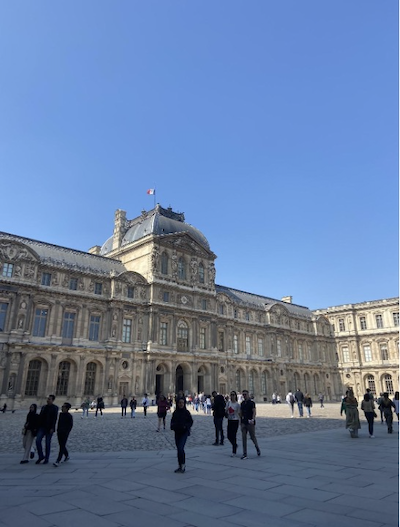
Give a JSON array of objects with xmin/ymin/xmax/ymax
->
[
  {"xmin": 211, "ymin": 391, "xmax": 226, "ymax": 445},
  {"xmin": 20, "ymin": 404, "xmax": 40, "ymax": 464},
  {"xmin": 53, "ymin": 403, "xmax": 73, "ymax": 466},
  {"xmin": 170, "ymin": 398, "xmax": 193, "ymax": 473},
  {"xmin": 36, "ymin": 395, "xmax": 59, "ymax": 464}
]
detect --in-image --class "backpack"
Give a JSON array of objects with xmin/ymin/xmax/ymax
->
[{"xmin": 289, "ymin": 395, "xmax": 295, "ymax": 404}]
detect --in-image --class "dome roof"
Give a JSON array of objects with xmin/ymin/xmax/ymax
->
[{"xmin": 100, "ymin": 205, "xmax": 210, "ymax": 255}]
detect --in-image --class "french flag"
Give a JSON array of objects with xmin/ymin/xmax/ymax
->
[{"xmin": 147, "ymin": 189, "xmax": 155, "ymax": 195}]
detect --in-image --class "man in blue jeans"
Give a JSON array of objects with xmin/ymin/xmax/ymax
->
[
  {"xmin": 295, "ymin": 388, "xmax": 304, "ymax": 417},
  {"xmin": 36, "ymin": 395, "xmax": 59, "ymax": 464}
]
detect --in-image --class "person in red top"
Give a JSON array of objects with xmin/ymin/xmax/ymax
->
[{"xmin": 156, "ymin": 394, "xmax": 170, "ymax": 431}]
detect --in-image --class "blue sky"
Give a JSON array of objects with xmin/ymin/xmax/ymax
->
[{"xmin": 1, "ymin": 1, "xmax": 398, "ymax": 310}]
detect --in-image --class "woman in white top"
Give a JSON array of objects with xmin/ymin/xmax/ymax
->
[{"xmin": 225, "ymin": 390, "xmax": 241, "ymax": 456}]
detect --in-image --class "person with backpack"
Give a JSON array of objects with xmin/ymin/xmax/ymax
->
[
  {"xmin": 378, "ymin": 392, "xmax": 396, "ymax": 434},
  {"xmin": 286, "ymin": 391, "xmax": 295, "ymax": 418}
]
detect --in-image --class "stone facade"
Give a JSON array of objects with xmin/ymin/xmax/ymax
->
[
  {"xmin": 314, "ymin": 299, "xmax": 399, "ymax": 400},
  {"xmin": 0, "ymin": 205, "xmax": 397, "ymax": 408}
]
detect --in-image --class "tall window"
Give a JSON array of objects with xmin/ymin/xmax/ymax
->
[
  {"xmin": 122, "ymin": 319, "xmax": 132, "ymax": 343},
  {"xmin": 25, "ymin": 360, "xmax": 41, "ymax": 396},
  {"xmin": 127, "ymin": 286, "xmax": 134, "ymax": 299},
  {"xmin": 198, "ymin": 263, "xmax": 205, "ymax": 283},
  {"xmin": 56, "ymin": 361, "xmax": 70, "ymax": 396},
  {"xmin": 261, "ymin": 372, "xmax": 267, "ymax": 394},
  {"xmin": 69, "ymin": 278, "xmax": 78, "ymax": 290},
  {"xmin": 393, "ymin": 312, "xmax": 399, "ymax": 326},
  {"xmin": 277, "ymin": 339, "xmax": 282, "ymax": 357},
  {"xmin": 367, "ymin": 375, "xmax": 376, "ymax": 394},
  {"xmin": 178, "ymin": 258, "xmax": 186, "ymax": 280},
  {"xmin": 249, "ymin": 371, "xmax": 255, "ymax": 394},
  {"xmin": 342, "ymin": 346, "xmax": 350, "ymax": 363},
  {"xmin": 32, "ymin": 308, "xmax": 48, "ymax": 337},
  {"xmin": 380, "ymin": 343, "xmax": 389, "ymax": 361},
  {"xmin": 307, "ymin": 343, "xmax": 312, "ymax": 361},
  {"xmin": 360, "ymin": 316, "xmax": 367, "ymax": 330},
  {"xmin": 84, "ymin": 362, "xmax": 96, "ymax": 395},
  {"xmin": 339, "ymin": 318, "xmax": 345, "ymax": 331},
  {"xmin": 363, "ymin": 345, "xmax": 372, "ymax": 362},
  {"xmin": 233, "ymin": 334, "xmax": 239, "ymax": 354},
  {"xmin": 41, "ymin": 272, "xmax": 51, "ymax": 286},
  {"xmin": 384, "ymin": 374, "xmax": 394, "ymax": 394},
  {"xmin": 245, "ymin": 312, "xmax": 250, "ymax": 321},
  {"xmin": 62, "ymin": 312, "xmax": 75, "ymax": 340},
  {"xmin": 94, "ymin": 282, "xmax": 103, "ymax": 295},
  {"xmin": 201, "ymin": 299, "xmax": 207, "ymax": 310},
  {"xmin": 161, "ymin": 253, "xmax": 169, "ymax": 275},
  {"xmin": 0, "ymin": 303, "xmax": 8, "ymax": 332},
  {"xmin": 218, "ymin": 331, "xmax": 224, "ymax": 352},
  {"xmin": 375, "ymin": 314, "xmax": 383, "ymax": 329},
  {"xmin": 219, "ymin": 304, "xmax": 224, "ymax": 315},
  {"xmin": 2, "ymin": 263, "xmax": 14, "ymax": 277},
  {"xmin": 235, "ymin": 370, "xmax": 241, "ymax": 392},
  {"xmin": 245, "ymin": 335, "xmax": 252, "ymax": 354},
  {"xmin": 160, "ymin": 322, "xmax": 168, "ymax": 346},
  {"xmin": 258, "ymin": 338, "xmax": 264, "ymax": 356},
  {"xmin": 177, "ymin": 322, "xmax": 189, "ymax": 352},
  {"xmin": 163, "ymin": 292, "xmax": 169, "ymax": 302},
  {"xmin": 298, "ymin": 343, "xmax": 303, "ymax": 361},
  {"xmin": 89, "ymin": 315, "xmax": 101, "ymax": 341},
  {"xmin": 199, "ymin": 327, "xmax": 206, "ymax": 349}
]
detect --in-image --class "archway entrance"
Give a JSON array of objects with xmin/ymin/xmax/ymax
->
[{"xmin": 176, "ymin": 365, "xmax": 184, "ymax": 393}]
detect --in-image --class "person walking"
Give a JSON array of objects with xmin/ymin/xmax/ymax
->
[
  {"xmin": 20, "ymin": 404, "xmax": 40, "ymax": 464},
  {"xmin": 294, "ymin": 388, "xmax": 304, "ymax": 417},
  {"xmin": 240, "ymin": 389, "xmax": 260, "ymax": 459},
  {"xmin": 304, "ymin": 393, "xmax": 313, "ymax": 418},
  {"xmin": 343, "ymin": 389, "xmax": 361, "ymax": 438},
  {"xmin": 225, "ymin": 390, "xmax": 240, "ymax": 456},
  {"xmin": 361, "ymin": 393, "xmax": 376, "ymax": 438},
  {"xmin": 377, "ymin": 393, "xmax": 384, "ymax": 423},
  {"xmin": 286, "ymin": 391, "xmax": 295, "ymax": 417},
  {"xmin": 36, "ymin": 395, "xmax": 59, "ymax": 464},
  {"xmin": 318, "ymin": 393, "xmax": 324, "ymax": 408},
  {"xmin": 120, "ymin": 395, "xmax": 128, "ymax": 418},
  {"xmin": 129, "ymin": 396, "xmax": 137, "ymax": 418},
  {"xmin": 81, "ymin": 398, "xmax": 90, "ymax": 418},
  {"xmin": 379, "ymin": 392, "xmax": 396, "ymax": 434},
  {"xmin": 142, "ymin": 393, "xmax": 150, "ymax": 417},
  {"xmin": 53, "ymin": 403, "xmax": 73, "ymax": 466},
  {"xmin": 211, "ymin": 391, "xmax": 226, "ymax": 445},
  {"xmin": 170, "ymin": 398, "xmax": 193, "ymax": 473},
  {"xmin": 95, "ymin": 396, "xmax": 104, "ymax": 417},
  {"xmin": 156, "ymin": 394, "xmax": 170, "ymax": 431}
]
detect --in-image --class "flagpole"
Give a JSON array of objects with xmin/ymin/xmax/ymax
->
[{"xmin": 154, "ymin": 187, "xmax": 156, "ymax": 208}]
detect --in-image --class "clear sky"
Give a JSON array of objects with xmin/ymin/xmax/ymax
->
[{"xmin": 1, "ymin": 1, "xmax": 398, "ymax": 310}]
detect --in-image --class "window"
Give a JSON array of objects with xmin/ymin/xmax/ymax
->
[
  {"xmin": 366, "ymin": 375, "xmax": 375, "ymax": 394},
  {"xmin": 245, "ymin": 312, "xmax": 250, "ymax": 321},
  {"xmin": 384, "ymin": 374, "xmax": 394, "ymax": 395},
  {"xmin": 122, "ymin": 319, "xmax": 132, "ymax": 343},
  {"xmin": 245, "ymin": 335, "xmax": 252, "ymax": 354},
  {"xmin": 32, "ymin": 308, "xmax": 48, "ymax": 337},
  {"xmin": 342, "ymin": 346, "xmax": 350, "ymax": 363},
  {"xmin": 360, "ymin": 317, "xmax": 367, "ymax": 330},
  {"xmin": 235, "ymin": 370, "xmax": 241, "ymax": 392},
  {"xmin": 89, "ymin": 315, "xmax": 101, "ymax": 341},
  {"xmin": 219, "ymin": 304, "xmax": 224, "ymax": 315},
  {"xmin": 0, "ymin": 303, "xmax": 8, "ymax": 332},
  {"xmin": 84, "ymin": 362, "xmax": 97, "ymax": 395},
  {"xmin": 258, "ymin": 338, "xmax": 264, "ymax": 356},
  {"xmin": 375, "ymin": 314, "xmax": 383, "ymax": 329},
  {"xmin": 363, "ymin": 345, "xmax": 372, "ymax": 362},
  {"xmin": 62, "ymin": 312, "xmax": 75, "ymax": 340},
  {"xmin": 249, "ymin": 371, "xmax": 255, "ymax": 394},
  {"xmin": 339, "ymin": 319, "xmax": 345, "ymax": 331},
  {"xmin": 94, "ymin": 282, "xmax": 103, "ymax": 295},
  {"xmin": 218, "ymin": 331, "xmax": 224, "ymax": 352},
  {"xmin": 178, "ymin": 258, "xmax": 186, "ymax": 280},
  {"xmin": 127, "ymin": 286, "xmax": 134, "ymax": 299},
  {"xmin": 56, "ymin": 361, "xmax": 70, "ymax": 396},
  {"xmin": 393, "ymin": 312, "xmax": 399, "ymax": 326},
  {"xmin": 198, "ymin": 263, "xmax": 204, "ymax": 283},
  {"xmin": 277, "ymin": 339, "xmax": 282, "ymax": 357},
  {"xmin": 200, "ymin": 327, "xmax": 206, "ymax": 349},
  {"xmin": 69, "ymin": 278, "xmax": 78, "ymax": 291},
  {"xmin": 41, "ymin": 272, "xmax": 51, "ymax": 286},
  {"xmin": 25, "ymin": 360, "xmax": 41, "ymax": 396},
  {"xmin": 2, "ymin": 262, "xmax": 14, "ymax": 278},
  {"xmin": 261, "ymin": 372, "xmax": 267, "ymax": 394},
  {"xmin": 161, "ymin": 253, "xmax": 169, "ymax": 275},
  {"xmin": 307, "ymin": 343, "xmax": 312, "ymax": 361},
  {"xmin": 233, "ymin": 334, "xmax": 239, "ymax": 354},
  {"xmin": 380, "ymin": 343, "xmax": 389, "ymax": 361},
  {"xmin": 177, "ymin": 322, "xmax": 188, "ymax": 352},
  {"xmin": 234, "ymin": 309, "xmax": 237, "ymax": 319},
  {"xmin": 201, "ymin": 299, "xmax": 207, "ymax": 310},
  {"xmin": 298, "ymin": 343, "xmax": 303, "ymax": 361},
  {"xmin": 163, "ymin": 292, "xmax": 169, "ymax": 302},
  {"xmin": 160, "ymin": 322, "xmax": 168, "ymax": 346}
]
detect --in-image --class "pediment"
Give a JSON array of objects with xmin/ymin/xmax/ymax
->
[
  {"xmin": 161, "ymin": 232, "xmax": 215, "ymax": 259},
  {"xmin": 0, "ymin": 240, "xmax": 39, "ymax": 263}
]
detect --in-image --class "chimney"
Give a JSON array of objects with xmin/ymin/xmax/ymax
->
[
  {"xmin": 112, "ymin": 209, "xmax": 127, "ymax": 251},
  {"xmin": 88, "ymin": 246, "xmax": 101, "ymax": 255},
  {"xmin": 281, "ymin": 296, "xmax": 292, "ymax": 304}
]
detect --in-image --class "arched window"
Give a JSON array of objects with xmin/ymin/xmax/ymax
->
[
  {"xmin": 84, "ymin": 362, "xmax": 97, "ymax": 395},
  {"xmin": 25, "ymin": 359, "xmax": 42, "ymax": 396},
  {"xmin": 367, "ymin": 375, "xmax": 376, "ymax": 394},
  {"xmin": 384, "ymin": 374, "xmax": 394, "ymax": 394},
  {"xmin": 177, "ymin": 322, "xmax": 189, "ymax": 352},
  {"xmin": 56, "ymin": 361, "xmax": 71, "ymax": 396},
  {"xmin": 198, "ymin": 262, "xmax": 205, "ymax": 283},
  {"xmin": 161, "ymin": 253, "xmax": 169, "ymax": 275},
  {"xmin": 178, "ymin": 258, "xmax": 186, "ymax": 280}
]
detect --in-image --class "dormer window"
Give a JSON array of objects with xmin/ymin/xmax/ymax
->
[
  {"xmin": 198, "ymin": 263, "xmax": 205, "ymax": 283},
  {"xmin": 178, "ymin": 258, "xmax": 186, "ymax": 280}
]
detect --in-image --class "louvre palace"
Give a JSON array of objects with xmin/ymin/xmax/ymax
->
[{"xmin": 0, "ymin": 205, "xmax": 398, "ymax": 408}]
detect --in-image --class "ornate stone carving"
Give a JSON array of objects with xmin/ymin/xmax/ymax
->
[
  {"xmin": 0, "ymin": 243, "xmax": 36, "ymax": 262},
  {"xmin": 151, "ymin": 246, "xmax": 159, "ymax": 272}
]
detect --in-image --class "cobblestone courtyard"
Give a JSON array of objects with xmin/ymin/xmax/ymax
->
[{"xmin": 2, "ymin": 402, "xmax": 347, "ymax": 454}]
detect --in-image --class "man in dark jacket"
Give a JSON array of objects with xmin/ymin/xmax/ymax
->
[
  {"xmin": 121, "ymin": 395, "xmax": 128, "ymax": 418},
  {"xmin": 53, "ymin": 402, "xmax": 73, "ymax": 466},
  {"xmin": 36, "ymin": 394, "xmax": 59, "ymax": 464},
  {"xmin": 294, "ymin": 388, "xmax": 304, "ymax": 417},
  {"xmin": 212, "ymin": 391, "xmax": 226, "ymax": 445}
]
